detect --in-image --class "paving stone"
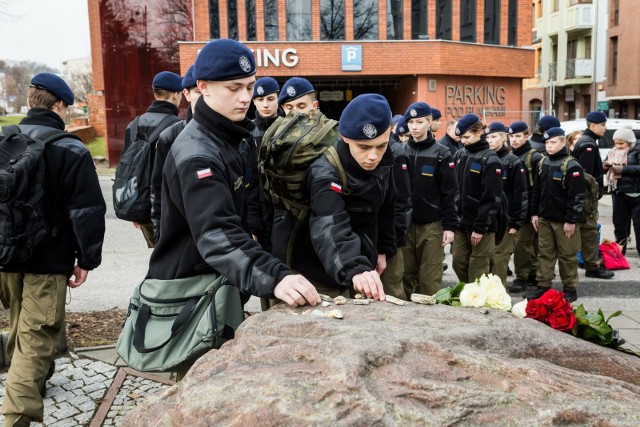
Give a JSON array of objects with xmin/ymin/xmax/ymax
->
[
  {"xmin": 74, "ymin": 412, "xmax": 93, "ymax": 425},
  {"xmin": 46, "ymin": 385, "xmax": 65, "ymax": 396},
  {"xmin": 90, "ymin": 362, "xmax": 117, "ymax": 374},
  {"xmin": 83, "ymin": 372, "xmax": 108, "ymax": 385},
  {"xmin": 83, "ymin": 381, "xmax": 107, "ymax": 393},
  {"xmin": 52, "ymin": 390, "xmax": 77, "ymax": 403},
  {"xmin": 75, "ymin": 399, "xmax": 96, "ymax": 413},
  {"xmin": 88, "ymin": 389, "xmax": 105, "ymax": 400},
  {"xmin": 61, "ymin": 379, "xmax": 84, "ymax": 391}
]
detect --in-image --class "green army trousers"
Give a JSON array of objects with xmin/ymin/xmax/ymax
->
[
  {"xmin": 452, "ymin": 229, "xmax": 495, "ymax": 284},
  {"xmin": 513, "ymin": 222, "xmax": 539, "ymax": 281},
  {"xmin": 0, "ymin": 273, "xmax": 67, "ymax": 423},
  {"xmin": 380, "ymin": 250, "xmax": 406, "ymax": 300},
  {"xmin": 579, "ymin": 214, "xmax": 601, "ymax": 271},
  {"xmin": 401, "ymin": 222, "xmax": 445, "ymax": 297},
  {"xmin": 536, "ymin": 218, "xmax": 581, "ymax": 290},
  {"xmin": 490, "ymin": 230, "xmax": 516, "ymax": 285},
  {"xmin": 139, "ymin": 222, "xmax": 155, "ymax": 248}
]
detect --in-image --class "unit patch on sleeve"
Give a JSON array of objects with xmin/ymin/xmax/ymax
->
[{"xmin": 196, "ymin": 168, "xmax": 213, "ymax": 179}]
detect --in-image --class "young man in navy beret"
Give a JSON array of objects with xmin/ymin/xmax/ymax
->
[
  {"xmin": 528, "ymin": 128, "xmax": 586, "ymax": 302},
  {"xmin": 0, "ymin": 73, "xmax": 106, "ymax": 426},
  {"xmin": 150, "ymin": 65, "xmax": 201, "ymax": 241},
  {"xmin": 530, "ymin": 115, "xmax": 561, "ymax": 154},
  {"xmin": 572, "ymin": 111, "xmax": 614, "ymax": 279},
  {"xmin": 122, "ymin": 70, "xmax": 183, "ymax": 247},
  {"xmin": 402, "ymin": 102, "xmax": 459, "ymax": 298},
  {"xmin": 149, "ymin": 39, "xmax": 320, "ymax": 323},
  {"xmin": 278, "ymin": 77, "xmax": 318, "ymax": 114},
  {"xmin": 274, "ymin": 94, "xmax": 394, "ymax": 299},
  {"xmin": 430, "ymin": 107, "xmax": 443, "ymax": 135}
]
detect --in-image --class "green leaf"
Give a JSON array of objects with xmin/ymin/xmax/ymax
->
[
  {"xmin": 606, "ymin": 311, "xmax": 622, "ymax": 323},
  {"xmin": 573, "ymin": 304, "xmax": 587, "ymax": 318},
  {"xmin": 451, "ymin": 301, "xmax": 462, "ymax": 307},
  {"xmin": 451, "ymin": 282, "xmax": 466, "ymax": 298}
]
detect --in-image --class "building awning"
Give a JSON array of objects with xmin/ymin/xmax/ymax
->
[{"xmin": 606, "ymin": 95, "xmax": 640, "ymax": 101}]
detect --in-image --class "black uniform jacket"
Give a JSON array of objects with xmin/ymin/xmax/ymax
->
[
  {"xmin": 272, "ymin": 139, "xmax": 396, "ymax": 289},
  {"xmin": 454, "ymin": 138, "xmax": 503, "ymax": 234},
  {"xmin": 388, "ymin": 133, "xmax": 412, "ymax": 247},
  {"xmin": 404, "ymin": 133, "xmax": 459, "ymax": 231},
  {"xmin": 3, "ymin": 109, "xmax": 106, "ymax": 274},
  {"xmin": 530, "ymin": 148, "xmax": 586, "ymax": 224},
  {"xmin": 513, "ymin": 141, "xmax": 544, "ymax": 219},
  {"xmin": 529, "ymin": 133, "xmax": 547, "ymax": 154},
  {"xmin": 573, "ymin": 129, "xmax": 605, "ymax": 189},
  {"xmin": 148, "ymin": 97, "xmax": 289, "ymax": 298},
  {"xmin": 437, "ymin": 133, "xmax": 463, "ymax": 156},
  {"xmin": 615, "ymin": 145, "xmax": 640, "ymax": 193},
  {"xmin": 122, "ymin": 100, "xmax": 180, "ymax": 154},
  {"xmin": 496, "ymin": 146, "xmax": 528, "ymax": 230},
  {"xmin": 151, "ymin": 108, "xmax": 191, "ymax": 240}
]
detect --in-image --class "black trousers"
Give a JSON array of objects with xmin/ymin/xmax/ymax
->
[{"xmin": 612, "ymin": 191, "xmax": 640, "ymax": 256}]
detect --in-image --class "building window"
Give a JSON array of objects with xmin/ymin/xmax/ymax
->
[
  {"xmin": 610, "ymin": 37, "xmax": 618, "ymax": 85},
  {"xmin": 320, "ymin": 0, "xmax": 345, "ymax": 40},
  {"xmin": 227, "ymin": 0, "xmax": 238, "ymax": 40},
  {"xmin": 484, "ymin": 0, "xmax": 500, "ymax": 45},
  {"xmin": 436, "ymin": 0, "xmax": 452, "ymax": 40},
  {"xmin": 553, "ymin": 0, "xmax": 559, "ymax": 12},
  {"xmin": 613, "ymin": 0, "xmax": 619, "ymax": 25},
  {"xmin": 567, "ymin": 40, "xmax": 577, "ymax": 59},
  {"xmin": 245, "ymin": 0, "xmax": 256, "ymax": 41},
  {"xmin": 209, "ymin": 0, "xmax": 220, "ymax": 38},
  {"xmin": 508, "ymin": 0, "xmax": 517, "ymax": 46},
  {"xmin": 387, "ymin": 0, "xmax": 403, "ymax": 40},
  {"xmin": 584, "ymin": 36, "xmax": 591, "ymax": 59},
  {"xmin": 354, "ymin": 0, "xmax": 378, "ymax": 40},
  {"xmin": 460, "ymin": 0, "xmax": 476, "ymax": 42},
  {"xmin": 411, "ymin": 0, "xmax": 427, "ymax": 40},
  {"xmin": 264, "ymin": 0, "xmax": 279, "ymax": 40},
  {"xmin": 287, "ymin": 0, "xmax": 312, "ymax": 41}
]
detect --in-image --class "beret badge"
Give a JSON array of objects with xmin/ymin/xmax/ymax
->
[
  {"xmin": 410, "ymin": 109, "xmax": 417, "ymax": 117},
  {"xmin": 286, "ymin": 85, "xmax": 296, "ymax": 97},
  {"xmin": 239, "ymin": 56, "xmax": 252, "ymax": 73},
  {"xmin": 363, "ymin": 124, "xmax": 377, "ymax": 139},
  {"xmin": 257, "ymin": 86, "xmax": 264, "ymax": 96}
]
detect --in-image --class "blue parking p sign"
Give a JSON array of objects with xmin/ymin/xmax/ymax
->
[{"xmin": 342, "ymin": 45, "xmax": 362, "ymax": 71}]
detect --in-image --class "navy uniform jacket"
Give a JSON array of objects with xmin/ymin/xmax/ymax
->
[
  {"xmin": 453, "ymin": 139, "xmax": 503, "ymax": 234},
  {"xmin": 513, "ymin": 141, "xmax": 544, "ymax": 220},
  {"xmin": 403, "ymin": 133, "xmax": 459, "ymax": 231},
  {"xmin": 573, "ymin": 129, "xmax": 605, "ymax": 189},
  {"xmin": 437, "ymin": 133, "xmax": 463, "ymax": 156},
  {"xmin": 388, "ymin": 133, "xmax": 412, "ymax": 247},
  {"xmin": 148, "ymin": 97, "xmax": 289, "ymax": 297},
  {"xmin": 122, "ymin": 100, "xmax": 180, "ymax": 154},
  {"xmin": 496, "ymin": 146, "xmax": 528, "ymax": 230},
  {"xmin": 272, "ymin": 139, "xmax": 396, "ymax": 290},
  {"xmin": 530, "ymin": 149, "xmax": 586, "ymax": 224},
  {"xmin": 2, "ymin": 108, "xmax": 106, "ymax": 274}
]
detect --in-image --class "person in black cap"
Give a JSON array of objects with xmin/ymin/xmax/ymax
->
[
  {"xmin": 150, "ymin": 65, "xmax": 201, "ymax": 241},
  {"xmin": 530, "ymin": 115, "xmax": 561, "ymax": 154},
  {"xmin": 401, "ymin": 102, "xmax": 459, "ymax": 298},
  {"xmin": 527, "ymin": 127, "xmax": 586, "ymax": 302},
  {"xmin": 278, "ymin": 77, "xmax": 318, "ymax": 114},
  {"xmin": 572, "ymin": 111, "xmax": 614, "ymax": 279},
  {"xmin": 437, "ymin": 119, "xmax": 463, "ymax": 155},
  {"xmin": 122, "ymin": 70, "xmax": 183, "ymax": 247},
  {"xmin": 430, "ymin": 107, "xmax": 443, "ymax": 135},
  {"xmin": 0, "ymin": 73, "xmax": 106, "ymax": 426},
  {"xmin": 508, "ymin": 121, "xmax": 544, "ymax": 292},
  {"xmin": 451, "ymin": 114, "xmax": 504, "ymax": 283},
  {"xmin": 149, "ymin": 40, "xmax": 320, "ymax": 348},
  {"xmin": 485, "ymin": 122, "xmax": 528, "ymax": 285}
]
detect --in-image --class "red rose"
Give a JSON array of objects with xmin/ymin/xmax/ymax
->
[
  {"xmin": 526, "ymin": 299, "xmax": 549, "ymax": 323},
  {"xmin": 547, "ymin": 309, "xmax": 577, "ymax": 332},
  {"xmin": 538, "ymin": 289, "xmax": 566, "ymax": 311}
]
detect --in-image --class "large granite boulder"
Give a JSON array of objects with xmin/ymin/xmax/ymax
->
[{"xmin": 125, "ymin": 302, "xmax": 640, "ymax": 426}]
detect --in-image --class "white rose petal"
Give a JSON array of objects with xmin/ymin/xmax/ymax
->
[
  {"xmin": 485, "ymin": 287, "xmax": 512, "ymax": 311},
  {"xmin": 459, "ymin": 282, "xmax": 488, "ymax": 308},
  {"xmin": 511, "ymin": 299, "xmax": 528, "ymax": 318}
]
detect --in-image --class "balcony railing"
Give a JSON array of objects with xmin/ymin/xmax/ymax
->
[
  {"xmin": 566, "ymin": 58, "xmax": 592, "ymax": 79},
  {"xmin": 566, "ymin": 4, "xmax": 594, "ymax": 31}
]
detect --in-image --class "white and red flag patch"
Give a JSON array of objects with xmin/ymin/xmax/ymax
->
[
  {"xmin": 402, "ymin": 163, "xmax": 408, "ymax": 171},
  {"xmin": 196, "ymin": 168, "xmax": 213, "ymax": 179},
  {"xmin": 495, "ymin": 168, "xmax": 502, "ymax": 175},
  {"xmin": 573, "ymin": 171, "xmax": 580, "ymax": 177},
  {"xmin": 448, "ymin": 162, "xmax": 455, "ymax": 169},
  {"xmin": 586, "ymin": 147, "xmax": 593, "ymax": 152},
  {"xmin": 330, "ymin": 182, "xmax": 342, "ymax": 193}
]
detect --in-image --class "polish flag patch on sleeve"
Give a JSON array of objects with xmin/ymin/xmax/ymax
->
[
  {"xmin": 586, "ymin": 147, "xmax": 593, "ymax": 152},
  {"xmin": 330, "ymin": 182, "xmax": 342, "ymax": 193},
  {"xmin": 449, "ymin": 162, "xmax": 455, "ymax": 169},
  {"xmin": 572, "ymin": 171, "xmax": 580, "ymax": 177},
  {"xmin": 495, "ymin": 168, "xmax": 502, "ymax": 175},
  {"xmin": 520, "ymin": 168, "xmax": 526, "ymax": 174},
  {"xmin": 402, "ymin": 163, "xmax": 408, "ymax": 171},
  {"xmin": 196, "ymin": 168, "xmax": 213, "ymax": 179}
]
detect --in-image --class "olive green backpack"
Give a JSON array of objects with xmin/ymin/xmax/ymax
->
[{"xmin": 259, "ymin": 109, "xmax": 348, "ymax": 221}]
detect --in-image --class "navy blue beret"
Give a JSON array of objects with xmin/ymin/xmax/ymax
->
[
  {"xmin": 431, "ymin": 108, "xmax": 442, "ymax": 120},
  {"xmin": 181, "ymin": 65, "xmax": 196, "ymax": 89},
  {"xmin": 404, "ymin": 102, "xmax": 432, "ymax": 121},
  {"xmin": 253, "ymin": 77, "xmax": 279, "ymax": 99},
  {"xmin": 508, "ymin": 121, "xmax": 529, "ymax": 134},
  {"xmin": 152, "ymin": 71, "xmax": 182, "ymax": 92},
  {"xmin": 543, "ymin": 127, "xmax": 565, "ymax": 140},
  {"xmin": 392, "ymin": 114, "xmax": 403, "ymax": 126},
  {"xmin": 194, "ymin": 39, "xmax": 256, "ymax": 81},
  {"xmin": 455, "ymin": 114, "xmax": 481, "ymax": 136},
  {"xmin": 339, "ymin": 94, "xmax": 392, "ymax": 140},
  {"xmin": 395, "ymin": 117, "xmax": 409, "ymax": 135},
  {"xmin": 278, "ymin": 77, "xmax": 314, "ymax": 105},
  {"xmin": 586, "ymin": 111, "xmax": 607, "ymax": 124},
  {"xmin": 30, "ymin": 72, "xmax": 74, "ymax": 106},
  {"xmin": 538, "ymin": 115, "xmax": 560, "ymax": 131},
  {"xmin": 485, "ymin": 122, "xmax": 508, "ymax": 135}
]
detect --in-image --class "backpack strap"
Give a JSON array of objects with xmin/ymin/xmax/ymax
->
[
  {"xmin": 148, "ymin": 115, "xmax": 178, "ymax": 145},
  {"xmin": 129, "ymin": 116, "xmax": 141, "ymax": 144},
  {"xmin": 524, "ymin": 149, "xmax": 538, "ymax": 187},
  {"xmin": 323, "ymin": 146, "xmax": 349, "ymax": 196}
]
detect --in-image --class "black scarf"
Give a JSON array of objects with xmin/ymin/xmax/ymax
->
[
  {"xmin": 20, "ymin": 108, "xmax": 65, "ymax": 130},
  {"xmin": 193, "ymin": 96, "xmax": 254, "ymax": 143}
]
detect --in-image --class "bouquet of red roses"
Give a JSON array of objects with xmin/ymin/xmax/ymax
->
[{"xmin": 525, "ymin": 288, "xmax": 577, "ymax": 332}]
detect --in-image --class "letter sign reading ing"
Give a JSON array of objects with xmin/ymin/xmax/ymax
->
[{"xmin": 342, "ymin": 45, "xmax": 362, "ymax": 71}]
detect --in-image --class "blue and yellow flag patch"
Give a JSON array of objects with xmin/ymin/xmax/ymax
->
[
  {"xmin": 421, "ymin": 165, "xmax": 435, "ymax": 177},
  {"xmin": 552, "ymin": 171, "xmax": 563, "ymax": 181},
  {"xmin": 470, "ymin": 162, "xmax": 482, "ymax": 174}
]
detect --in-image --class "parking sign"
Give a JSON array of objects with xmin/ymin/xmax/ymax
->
[{"xmin": 342, "ymin": 45, "xmax": 362, "ymax": 71}]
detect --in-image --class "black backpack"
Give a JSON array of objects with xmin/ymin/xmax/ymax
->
[
  {"xmin": 0, "ymin": 125, "xmax": 71, "ymax": 266},
  {"xmin": 112, "ymin": 115, "xmax": 176, "ymax": 223}
]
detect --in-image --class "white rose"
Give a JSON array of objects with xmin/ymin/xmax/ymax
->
[
  {"xmin": 459, "ymin": 282, "xmax": 488, "ymax": 308},
  {"xmin": 477, "ymin": 273, "xmax": 505, "ymax": 294},
  {"xmin": 511, "ymin": 299, "xmax": 528, "ymax": 318},
  {"xmin": 485, "ymin": 287, "xmax": 512, "ymax": 311}
]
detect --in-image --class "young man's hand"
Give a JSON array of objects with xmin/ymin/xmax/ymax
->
[
  {"xmin": 470, "ymin": 231, "xmax": 483, "ymax": 246},
  {"xmin": 375, "ymin": 254, "xmax": 387, "ymax": 275},
  {"xmin": 442, "ymin": 230, "xmax": 454, "ymax": 246},
  {"xmin": 274, "ymin": 274, "xmax": 320, "ymax": 307},
  {"xmin": 352, "ymin": 271, "xmax": 386, "ymax": 301},
  {"xmin": 531, "ymin": 215, "xmax": 540, "ymax": 232},
  {"xmin": 563, "ymin": 222, "xmax": 576, "ymax": 238}
]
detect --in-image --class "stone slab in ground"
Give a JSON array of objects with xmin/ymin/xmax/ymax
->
[{"xmin": 125, "ymin": 302, "xmax": 640, "ymax": 426}]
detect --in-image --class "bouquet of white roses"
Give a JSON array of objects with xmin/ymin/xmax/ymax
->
[{"xmin": 433, "ymin": 274, "xmax": 512, "ymax": 311}]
